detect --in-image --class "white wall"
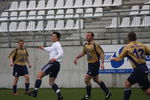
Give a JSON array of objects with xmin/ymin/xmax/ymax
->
[{"xmin": 0, "ymin": 46, "xmax": 140, "ymax": 88}]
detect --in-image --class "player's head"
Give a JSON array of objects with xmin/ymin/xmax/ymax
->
[
  {"xmin": 128, "ymin": 32, "xmax": 137, "ymax": 42},
  {"xmin": 17, "ymin": 39, "xmax": 24, "ymax": 48},
  {"xmin": 51, "ymin": 32, "xmax": 61, "ymax": 42},
  {"xmin": 86, "ymin": 31, "xmax": 94, "ymax": 42}
]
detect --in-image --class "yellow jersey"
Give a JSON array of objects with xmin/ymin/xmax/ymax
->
[
  {"xmin": 9, "ymin": 48, "xmax": 29, "ymax": 66},
  {"xmin": 82, "ymin": 42, "xmax": 104, "ymax": 63},
  {"xmin": 118, "ymin": 41, "xmax": 150, "ymax": 68}
]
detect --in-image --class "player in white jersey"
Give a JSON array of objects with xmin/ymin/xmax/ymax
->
[{"xmin": 29, "ymin": 32, "xmax": 64, "ymax": 100}]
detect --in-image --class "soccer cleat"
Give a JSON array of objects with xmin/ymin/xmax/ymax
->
[
  {"xmin": 105, "ymin": 91, "xmax": 112, "ymax": 100},
  {"xmin": 24, "ymin": 91, "xmax": 30, "ymax": 95},
  {"xmin": 81, "ymin": 95, "xmax": 91, "ymax": 100},
  {"xmin": 28, "ymin": 91, "xmax": 37, "ymax": 97},
  {"xmin": 57, "ymin": 95, "xmax": 63, "ymax": 100}
]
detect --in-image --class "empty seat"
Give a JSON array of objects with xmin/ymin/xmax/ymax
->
[
  {"xmin": 74, "ymin": 9, "xmax": 83, "ymax": 17},
  {"xmin": 64, "ymin": 0, "xmax": 73, "ymax": 8},
  {"xmin": 28, "ymin": 11, "xmax": 36, "ymax": 20},
  {"xmin": 112, "ymin": 0, "xmax": 122, "ymax": 6},
  {"xmin": 83, "ymin": 0, "xmax": 93, "ymax": 7},
  {"xmin": 0, "ymin": 12, "xmax": 8, "ymax": 21},
  {"xmin": 0, "ymin": 22, "xmax": 8, "ymax": 32},
  {"xmin": 74, "ymin": 0, "xmax": 83, "ymax": 7},
  {"xmin": 55, "ymin": 20, "xmax": 64, "ymax": 30},
  {"xmin": 17, "ymin": 21, "xmax": 26, "ymax": 31},
  {"xmin": 10, "ymin": 12, "xmax": 18, "ymax": 20},
  {"xmin": 74, "ymin": 19, "xmax": 83, "ymax": 29},
  {"xmin": 129, "ymin": 5, "xmax": 139, "ymax": 15},
  {"xmin": 65, "ymin": 20, "xmax": 74, "ymax": 29},
  {"xmin": 93, "ymin": 0, "xmax": 102, "ymax": 7},
  {"xmin": 55, "ymin": 0, "xmax": 64, "ymax": 8},
  {"xmin": 27, "ymin": 21, "xmax": 35, "ymax": 31},
  {"xmin": 130, "ymin": 17, "xmax": 141, "ymax": 27},
  {"xmin": 36, "ymin": 10, "xmax": 45, "ymax": 19},
  {"xmin": 107, "ymin": 17, "xmax": 118, "ymax": 28},
  {"xmin": 45, "ymin": 20, "xmax": 55, "ymax": 30},
  {"xmin": 9, "ymin": 22, "xmax": 17, "ymax": 32},
  {"xmin": 55, "ymin": 10, "xmax": 64, "ymax": 18},
  {"xmin": 46, "ymin": 0, "xmax": 54, "ymax": 9},
  {"xmin": 37, "ymin": 0, "xmax": 45, "ymax": 9},
  {"xmin": 140, "ymin": 5, "xmax": 150, "ymax": 14},
  {"xmin": 94, "ymin": 8, "xmax": 103, "ymax": 17},
  {"xmin": 28, "ymin": 0, "xmax": 36, "ymax": 9},
  {"xmin": 35, "ymin": 21, "xmax": 44, "ymax": 31},
  {"xmin": 65, "ymin": 9, "xmax": 74, "ymax": 18},
  {"xmin": 18, "ymin": 1, "xmax": 27, "ymax": 10},
  {"xmin": 119, "ymin": 17, "xmax": 130, "ymax": 27},
  {"xmin": 103, "ymin": 0, "xmax": 112, "ymax": 6},
  {"xmin": 18, "ymin": 11, "xmax": 27, "ymax": 20},
  {"xmin": 9, "ymin": 1, "xmax": 18, "ymax": 10},
  {"xmin": 84, "ymin": 8, "xmax": 93, "ymax": 17},
  {"xmin": 141, "ymin": 16, "xmax": 150, "ymax": 26},
  {"xmin": 46, "ymin": 10, "xmax": 55, "ymax": 19}
]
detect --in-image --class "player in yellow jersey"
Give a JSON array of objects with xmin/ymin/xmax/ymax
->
[
  {"xmin": 111, "ymin": 32, "xmax": 150, "ymax": 100},
  {"xmin": 74, "ymin": 32, "xmax": 111, "ymax": 100},
  {"xmin": 9, "ymin": 40, "xmax": 31, "ymax": 95}
]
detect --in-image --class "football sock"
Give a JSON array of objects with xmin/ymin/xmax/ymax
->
[
  {"xmin": 86, "ymin": 85, "xmax": 92, "ymax": 96},
  {"xmin": 25, "ymin": 83, "xmax": 30, "ymax": 92},
  {"xmin": 13, "ymin": 85, "xmax": 17, "ymax": 93},
  {"xmin": 52, "ymin": 83, "xmax": 62, "ymax": 97},
  {"xmin": 34, "ymin": 79, "xmax": 42, "ymax": 94},
  {"xmin": 123, "ymin": 88, "xmax": 131, "ymax": 100},
  {"xmin": 98, "ymin": 81, "xmax": 109, "ymax": 94}
]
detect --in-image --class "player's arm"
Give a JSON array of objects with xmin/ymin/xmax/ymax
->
[
  {"xmin": 25, "ymin": 49, "xmax": 31, "ymax": 68},
  {"xmin": 50, "ymin": 44, "xmax": 63, "ymax": 62},
  {"xmin": 8, "ymin": 49, "xmax": 15, "ymax": 66},
  {"xmin": 95, "ymin": 44, "xmax": 105, "ymax": 69},
  {"xmin": 39, "ymin": 46, "xmax": 52, "ymax": 52},
  {"xmin": 145, "ymin": 45, "xmax": 150, "ymax": 55},
  {"xmin": 74, "ymin": 51, "xmax": 85, "ymax": 65},
  {"xmin": 111, "ymin": 47, "xmax": 127, "ymax": 62}
]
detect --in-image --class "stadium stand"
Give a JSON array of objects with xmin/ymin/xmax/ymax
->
[{"xmin": 0, "ymin": 0, "xmax": 150, "ymax": 47}]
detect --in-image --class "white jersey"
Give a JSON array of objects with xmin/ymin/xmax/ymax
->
[{"xmin": 44, "ymin": 41, "xmax": 63, "ymax": 62}]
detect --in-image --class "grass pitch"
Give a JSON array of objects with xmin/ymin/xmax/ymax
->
[{"xmin": 0, "ymin": 88, "xmax": 149, "ymax": 100}]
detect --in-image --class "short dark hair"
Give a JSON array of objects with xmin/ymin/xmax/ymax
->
[
  {"xmin": 52, "ymin": 32, "xmax": 61, "ymax": 40},
  {"xmin": 128, "ymin": 32, "xmax": 137, "ymax": 41},
  {"xmin": 17, "ymin": 39, "xmax": 24, "ymax": 43},
  {"xmin": 87, "ymin": 31, "xmax": 94, "ymax": 37}
]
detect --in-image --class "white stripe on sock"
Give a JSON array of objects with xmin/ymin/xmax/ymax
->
[{"xmin": 56, "ymin": 89, "xmax": 60, "ymax": 93}]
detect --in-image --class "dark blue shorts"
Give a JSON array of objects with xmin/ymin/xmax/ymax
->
[
  {"xmin": 41, "ymin": 61, "xmax": 60, "ymax": 78},
  {"xmin": 87, "ymin": 61, "xmax": 100, "ymax": 76},
  {"xmin": 13, "ymin": 64, "xmax": 29, "ymax": 77},
  {"xmin": 127, "ymin": 64, "xmax": 150, "ymax": 91}
]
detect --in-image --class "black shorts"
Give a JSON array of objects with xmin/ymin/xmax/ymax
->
[
  {"xmin": 87, "ymin": 61, "xmax": 100, "ymax": 76},
  {"xmin": 41, "ymin": 61, "xmax": 60, "ymax": 78},
  {"xmin": 127, "ymin": 64, "xmax": 150, "ymax": 91},
  {"xmin": 13, "ymin": 64, "xmax": 29, "ymax": 77}
]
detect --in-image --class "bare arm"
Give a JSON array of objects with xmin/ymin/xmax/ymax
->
[
  {"xmin": 74, "ymin": 52, "xmax": 85, "ymax": 65},
  {"xmin": 10, "ymin": 57, "xmax": 14, "ymax": 67},
  {"xmin": 100, "ymin": 53, "xmax": 105, "ymax": 69},
  {"xmin": 26, "ymin": 57, "xmax": 32, "ymax": 68}
]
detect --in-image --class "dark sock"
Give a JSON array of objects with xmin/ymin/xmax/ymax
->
[
  {"xmin": 123, "ymin": 88, "xmax": 131, "ymax": 100},
  {"xmin": 34, "ymin": 79, "xmax": 42, "ymax": 94},
  {"xmin": 25, "ymin": 83, "xmax": 30, "ymax": 92},
  {"xmin": 86, "ymin": 85, "xmax": 92, "ymax": 97},
  {"xmin": 52, "ymin": 83, "xmax": 62, "ymax": 97},
  {"xmin": 13, "ymin": 85, "xmax": 17, "ymax": 93},
  {"xmin": 98, "ymin": 81, "xmax": 109, "ymax": 94}
]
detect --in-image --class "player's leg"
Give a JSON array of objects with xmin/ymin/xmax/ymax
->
[
  {"xmin": 144, "ymin": 88, "xmax": 150, "ymax": 95},
  {"xmin": 29, "ymin": 71, "xmax": 45, "ymax": 97},
  {"xmin": 23, "ymin": 66, "xmax": 30, "ymax": 94},
  {"xmin": 93, "ymin": 75, "xmax": 111, "ymax": 99},
  {"xmin": 13, "ymin": 77, "xmax": 19, "ymax": 95},
  {"xmin": 123, "ymin": 80, "xmax": 132, "ymax": 100},
  {"xmin": 82, "ymin": 74, "xmax": 92, "ymax": 100},
  {"xmin": 49, "ymin": 77, "xmax": 63, "ymax": 100},
  {"xmin": 24, "ymin": 74, "xmax": 30, "ymax": 94}
]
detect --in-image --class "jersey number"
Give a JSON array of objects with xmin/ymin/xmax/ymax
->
[{"xmin": 133, "ymin": 49, "xmax": 144, "ymax": 58}]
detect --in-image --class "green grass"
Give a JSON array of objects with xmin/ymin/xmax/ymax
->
[{"xmin": 0, "ymin": 88, "xmax": 149, "ymax": 100}]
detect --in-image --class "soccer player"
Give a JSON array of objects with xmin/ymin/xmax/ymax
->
[
  {"xmin": 74, "ymin": 32, "xmax": 112, "ymax": 100},
  {"xmin": 111, "ymin": 32, "xmax": 150, "ymax": 100},
  {"xmin": 9, "ymin": 39, "xmax": 31, "ymax": 95},
  {"xmin": 29, "ymin": 32, "xmax": 64, "ymax": 100}
]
